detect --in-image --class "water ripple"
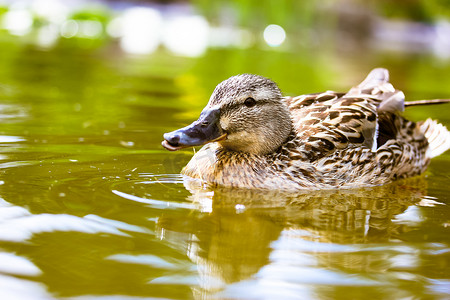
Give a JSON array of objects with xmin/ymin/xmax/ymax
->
[
  {"xmin": 112, "ymin": 189, "xmax": 197, "ymax": 210},
  {"xmin": 0, "ymin": 253, "xmax": 41, "ymax": 276},
  {"xmin": 0, "ymin": 198, "xmax": 152, "ymax": 242}
]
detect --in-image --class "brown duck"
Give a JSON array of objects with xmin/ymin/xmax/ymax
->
[{"xmin": 162, "ymin": 68, "xmax": 450, "ymax": 190}]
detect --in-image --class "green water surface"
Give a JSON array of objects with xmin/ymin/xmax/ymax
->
[{"xmin": 0, "ymin": 38, "xmax": 449, "ymax": 300}]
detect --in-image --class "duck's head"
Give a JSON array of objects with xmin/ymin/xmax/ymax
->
[{"xmin": 162, "ymin": 74, "xmax": 292, "ymax": 155}]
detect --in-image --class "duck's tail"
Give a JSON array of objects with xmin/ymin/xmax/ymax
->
[{"xmin": 420, "ymin": 119, "xmax": 450, "ymax": 158}]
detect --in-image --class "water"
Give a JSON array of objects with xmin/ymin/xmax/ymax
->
[{"xmin": 0, "ymin": 41, "xmax": 449, "ymax": 299}]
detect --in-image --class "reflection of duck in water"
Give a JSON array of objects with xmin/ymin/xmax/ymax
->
[
  {"xmin": 182, "ymin": 176, "xmax": 428, "ymax": 244},
  {"xmin": 157, "ymin": 179, "xmax": 429, "ymax": 294},
  {"xmin": 162, "ymin": 68, "xmax": 450, "ymax": 190}
]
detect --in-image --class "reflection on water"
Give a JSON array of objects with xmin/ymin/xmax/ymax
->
[{"xmin": 155, "ymin": 178, "xmax": 449, "ymax": 299}]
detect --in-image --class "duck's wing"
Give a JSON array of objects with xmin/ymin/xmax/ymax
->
[
  {"xmin": 346, "ymin": 68, "xmax": 406, "ymax": 113},
  {"xmin": 285, "ymin": 68, "xmax": 406, "ymax": 161}
]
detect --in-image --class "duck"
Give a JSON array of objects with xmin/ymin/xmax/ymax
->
[{"xmin": 162, "ymin": 68, "xmax": 450, "ymax": 190}]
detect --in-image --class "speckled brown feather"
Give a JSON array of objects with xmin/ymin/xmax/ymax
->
[{"xmin": 181, "ymin": 69, "xmax": 450, "ymax": 190}]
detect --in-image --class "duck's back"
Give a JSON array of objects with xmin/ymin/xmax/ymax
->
[{"xmin": 282, "ymin": 68, "xmax": 450, "ymax": 187}]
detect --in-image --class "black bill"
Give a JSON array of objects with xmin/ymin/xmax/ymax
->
[{"xmin": 162, "ymin": 107, "xmax": 226, "ymax": 151}]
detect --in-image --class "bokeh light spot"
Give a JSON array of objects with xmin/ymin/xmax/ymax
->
[
  {"xmin": 120, "ymin": 7, "xmax": 162, "ymax": 55},
  {"xmin": 60, "ymin": 20, "xmax": 78, "ymax": 38},
  {"xmin": 2, "ymin": 9, "xmax": 33, "ymax": 36},
  {"xmin": 263, "ymin": 24, "xmax": 286, "ymax": 47},
  {"xmin": 162, "ymin": 15, "xmax": 209, "ymax": 57}
]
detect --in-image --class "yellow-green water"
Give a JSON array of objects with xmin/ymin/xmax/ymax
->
[{"xmin": 0, "ymin": 40, "xmax": 449, "ymax": 299}]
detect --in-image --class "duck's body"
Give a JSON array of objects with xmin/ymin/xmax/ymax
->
[{"xmin": 163, "ymin": 68, "xmax": 450, "ymax": 190}]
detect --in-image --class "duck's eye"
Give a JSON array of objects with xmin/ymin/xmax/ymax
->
[{"xmin": 244, "ymin": 97, "xmax": 256, "ymax": 107}]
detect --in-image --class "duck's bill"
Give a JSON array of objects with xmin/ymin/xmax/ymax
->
[
  {"xmin": 162, "ymin": 107, "xmax": 226, "ymax": 151},
  {"xmin": 161, "ymin": 140, "xmax": 185, "ymax": 151},
  {"xmin": 162, "ymin": 134, "xmax": 227, "ymax": 151}
]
